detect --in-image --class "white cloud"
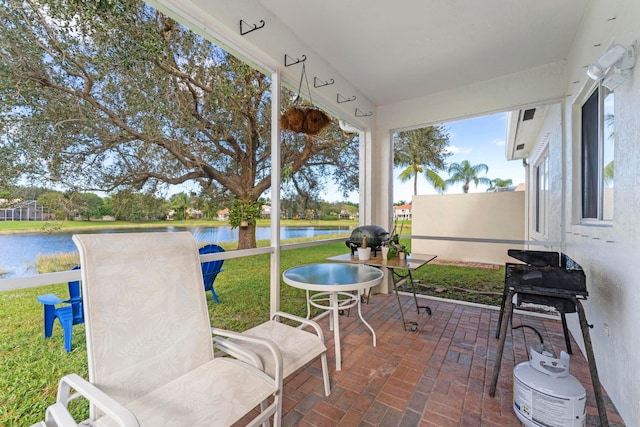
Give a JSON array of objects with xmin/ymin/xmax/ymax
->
[
  {"xmin": 493, "ymin": 139, "xmax": 506, "ymax": 146},
  {"xmin": 445, "ymin": 145, "xmax": 472, "ymax": 154}
]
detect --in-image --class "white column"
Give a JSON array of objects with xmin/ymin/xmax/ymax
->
[
  {"xmin": 358, "ymin": 129, "xmax": 370, "ymax": 224},
  {"xmin": 270, "ymin": 70, "xmax": 282, "ymax": 317},
  {"xmin": 371, "ymin": 123, "xmax": 395, "ymax": 293}
]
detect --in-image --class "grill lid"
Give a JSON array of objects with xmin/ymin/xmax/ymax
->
[
  {"xmin": 345, "ymin": 225, "xmax": 389, "ymax": 255},
  {"xmin": 505, "ymin": 250, "xmax": 587, "ymax": 296},
  {"xmin": 507, "ymin": 249, "xmax": 559, "ymax": 267}
]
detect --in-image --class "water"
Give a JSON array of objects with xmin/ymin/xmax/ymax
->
[{"xmin": 0, "ymin": 225, "xmax": 351, "ymax": 278}]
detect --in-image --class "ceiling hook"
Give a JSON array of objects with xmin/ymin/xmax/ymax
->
[
  {"xmin": 284, "ymin": 54, "xmax": 307, "ymax": 67},
  {"xmin": 314, "ymin": 77, "xmax": 335, "ymax": 88},
  {"xmin": 337, "ymin": 93, "xmax": 357, "ymax": 103},
  {"xmin": 239, "ymin": 19, "xmax": 265, "ymax": 36}
]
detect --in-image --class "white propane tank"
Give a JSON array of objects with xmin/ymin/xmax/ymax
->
[{"xmin": 513, "ymin": 345, "xmax": 586, "ymax": 427}]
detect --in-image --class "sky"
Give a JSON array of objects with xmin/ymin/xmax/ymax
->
[{"xmin": 327, "ymin": 112, "xmax": 526, "ymax": 204}]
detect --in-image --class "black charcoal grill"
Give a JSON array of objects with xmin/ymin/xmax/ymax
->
[
  {"xmin": 345, "ymin": 225, "xmax": 389, "ymax": 256},
  {"xmin": 491, "ymin": 250, "xmax": 609, "ymax": 425},
  {"xmin": 498, "ymin": 249, "xmax": 587, "ymax": 353},
  {"xmin": 505, "ymin": 249, "xmax": 587, "ymax": 311}
]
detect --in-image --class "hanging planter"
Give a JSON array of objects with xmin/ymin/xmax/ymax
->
[
  {"xmin": 280, "ymin": 64, "xmax": 331, "ymax": 135},
  {"xmin": 229, "ymin": 199, "xmax": 261, "ymax": 229},
  {"xmin": 280, "ymin": 107, "xmax": 330, "ymax": 135}
]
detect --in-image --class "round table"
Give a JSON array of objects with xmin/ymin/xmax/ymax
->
[{"xmin": 283, "ymin": 263, "xmax": 384, "ymax": 371}]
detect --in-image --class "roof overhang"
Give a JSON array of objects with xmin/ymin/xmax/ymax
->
[
  {"xmin": 506, "ymin": 104, "xmax": 550, "ymax": 161},
  {"xmin": 146, "ymin": 0, "xmax": 589, "ymax": 130}
]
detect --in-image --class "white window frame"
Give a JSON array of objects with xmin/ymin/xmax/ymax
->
[
  {"xmin": 579, "ymin": 82, "xmax": 614, "ymax": 224},
  {"xmin": 534, "ymin": 150, "xmax": 549, "ymax": 237}
]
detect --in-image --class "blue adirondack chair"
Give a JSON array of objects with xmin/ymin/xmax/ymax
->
[
  {"xmin": 199, "ymin": 244, "xmax": 225, "ymax": 303},
  {"xmin": 36, "ymin": 266, "xmax": 83, "ymax": 352}
]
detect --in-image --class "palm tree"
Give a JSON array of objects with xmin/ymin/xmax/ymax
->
[
  {"xmin": 604, "ymin": 161, "xmax": 614, "ymax": 187},
  {"xmin": 394, "ymin": 126, "xmax": 450, "ymax": 195},
  {"xmin": 170, "ymin": 192, "xmax": 191, "ymax": 220},
  {"xmin": 446, "ymin": 160, "xmax": 491, "ymax": 193},
  {"xmin": 604, "ymin": 113, "xmax": 614, "ymax": 187},
  {"xmin": 487, "ymin": 178, "xmax": 513, "ymax": 192},
  {"xmin": 397, "ymin": 167, "xmax": 447, "ymax": 195},
  {"xmin": 605, "ymin": 113, "xmax": 614, "ymax": 140}
]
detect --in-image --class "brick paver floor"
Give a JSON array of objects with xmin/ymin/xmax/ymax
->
[{"xmin": 275, "ymin": 293, "xmax": 625, "ymax": 426}]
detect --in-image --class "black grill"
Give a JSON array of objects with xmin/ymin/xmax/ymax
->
[
  {"xmin": 493, "ymin": 250, "xmax": 608, "ymax": 425},
  {"xmin": 500, "ymin": 249, "xmax": 588, "ymax": 352},
  {"xmin": 345, "ymin": 225, "xmax": 389, "ymax": 256},
  {"xmin": 505, "ymin": 249, "xmax": 587, "ymax": 311}
]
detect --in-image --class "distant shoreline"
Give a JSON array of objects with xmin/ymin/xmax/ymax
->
[
  {"xmin": 0, "ymin": 219, "xmax": 358, "ymax": 236},
  {"xmin": 0, "ymin": 220, "xmax": 183, "ymax": 235}
]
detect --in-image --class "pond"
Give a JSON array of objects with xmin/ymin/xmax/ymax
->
[{"xmin": 0, "ymin": 225, "xmax": 351, "ymax": 278}]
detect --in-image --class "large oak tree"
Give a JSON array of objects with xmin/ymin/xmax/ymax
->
[{"xmin": 0, "ymin": 0, "xmax": 358, "ymax": 248}]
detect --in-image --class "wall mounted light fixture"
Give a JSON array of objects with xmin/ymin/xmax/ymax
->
[{"xmin": 586, "ymin": 42, "xmax": 636, "ymax": 90}]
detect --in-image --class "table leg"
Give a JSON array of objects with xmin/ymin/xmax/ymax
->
[
  {"xmin": 406, "ymin": 270, "xmax": 431, "ymax": 315},
  {"xmin": 330, "ymin": 292, "xmax": 342, "ymax": 371},
  {"xmin": 391, "ymin": 270, "xmax": 411, "ymax": 331},
  {"xmin": 357, "ymin": 289, "xmax": 377, "ymax": 347},
  {"xmin": 390, "ymin": 268, "xmax": 426, "ymax": 331}
]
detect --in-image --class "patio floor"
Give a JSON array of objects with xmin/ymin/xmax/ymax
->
[{"xmin": 272, "ymin": 292, "xmax": 625, "ymax": 426}]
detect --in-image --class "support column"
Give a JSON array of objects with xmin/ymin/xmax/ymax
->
[{"xmin": 270, "ymin": 70, "xmax": 282, "ymax": 317}]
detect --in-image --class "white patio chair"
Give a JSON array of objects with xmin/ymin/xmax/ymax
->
[
  {"xmin": 214, "ymin": 311, "xmax": 331, "ymax": 396},
  {"xmin": 31, "ymin": 231, "xmax": 282, "ymax": 427}
]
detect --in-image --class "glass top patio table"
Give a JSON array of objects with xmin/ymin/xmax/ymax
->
[
  {"xmin": 282, "ymin": 262, "xmax": 384, "ymax": 292},
  {"xmin": 326, "ymin": 253, "xmax": 438, "ymax": 331},
  {"xmin": 283, "ymin": 263, "xmax": 384, "ymax": 371}
]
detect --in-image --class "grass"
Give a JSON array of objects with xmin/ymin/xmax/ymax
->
[
  {"xmin": 34, "ymin": 252, "xmax": 81, "ymax": 274},
  {"xmin": 0, "ymin": 234, "xmax": 505, "ymax": 425},
  {"xmin": 0, "ymin": 220, "xmax": 159, "ymax": 234},
  {"xmin": 411, "ymin": 262, "xmax": 505, "ymax": 306}
]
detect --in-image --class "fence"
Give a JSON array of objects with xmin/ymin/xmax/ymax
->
[{"xmin": 411, "ymin": 191, "xmax": 529, "ymax": 265}]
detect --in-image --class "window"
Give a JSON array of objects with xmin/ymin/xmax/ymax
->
[
  {"xmin": 535, "ymin": 153, "xmax": 549, "ymax": 235},
  {"xmin": 581, "ymin": 84, "xmax": 614, "ymax": 221}
]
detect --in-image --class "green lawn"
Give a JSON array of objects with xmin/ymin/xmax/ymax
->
[
  {"xmin": 411, "ymin": 262, "xmax": 505, "ymax": 306},
  {"xmin": 0, "ymin": 235, "xmax": 505, "ymax": 425}
]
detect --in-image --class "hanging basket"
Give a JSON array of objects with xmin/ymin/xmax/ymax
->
[
  {"xmin": 280, "ymin": 63, "xmax": 331, "ymax": 135},
  {"xmin": 280, "ymin": 107, "xmax": 330, "ymax": 135}
]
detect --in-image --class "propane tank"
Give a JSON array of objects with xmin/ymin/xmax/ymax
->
[{"xmin": 513, "ymin": 344, "xmax": 586, "ymax": 427}]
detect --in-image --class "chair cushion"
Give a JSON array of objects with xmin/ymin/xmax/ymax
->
[
  {"xmin": 230, "ymin": 320, "xmax": 327, "ymax": 378},
  {"xmin": 93, "ymin": 359, "xmax": 277, "ymax": 427}
]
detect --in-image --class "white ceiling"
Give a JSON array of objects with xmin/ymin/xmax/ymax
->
[
  {"xmin": 152, "ymin": 0, "xmax": 591, "ymax": 128},
  {"xmin": 258, "ymin": 0, "xmax": 589, "ymax": 106}
]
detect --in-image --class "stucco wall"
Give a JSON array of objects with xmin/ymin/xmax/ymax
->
[
  {"xmin": 529, "ymin": 2, "xmax": 640, "ymax": 424},
  {"xmin": 527, "ymin": 103, "xmax": 563, "ymax": 246},
  {"xmin": 411, "ymin": 192, "xmax": 525, "ymax": 265},
  {"xmin": 375, "ymin": 3, "xmax": 639, "ymax": 423}
]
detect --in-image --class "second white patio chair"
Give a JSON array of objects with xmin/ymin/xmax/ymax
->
[
  {"xmin": 32, "ymin": 231, "xmax": 282, "ymax": 427},
  {"xmin": 214, "ymin": 311, "xmax": 331, "ymax": 396}
]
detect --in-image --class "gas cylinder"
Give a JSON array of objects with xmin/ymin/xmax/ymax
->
[{"xmin": 513, "ymin": 344, "xmax": 586, "ymax": 427}]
